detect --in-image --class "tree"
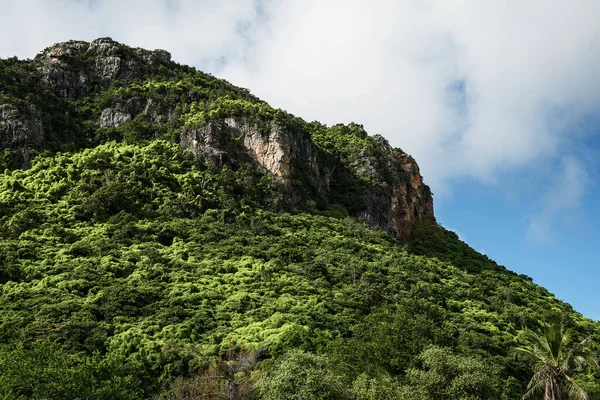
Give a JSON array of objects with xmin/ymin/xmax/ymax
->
[
  {"xmin": 351, "ymin": 373, "xmax": 403, "ymax": 400},
  {"xmin": 512, "ymin": 323, "xmax": 598, "ymax": 400},
  {"xmin": 257, "ymin": 350, "xmax": 348, "ymax": 400},
  {"xmin": 0, "ymin": 341, "xmax": 141, "ymax": 399},
  {"xmin": 399, "ymin": 345, "xmax": 503, "ymax": 400}
]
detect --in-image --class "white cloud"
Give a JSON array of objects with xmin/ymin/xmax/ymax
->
[
  {"xmin": 0, "ymin": 0, "xmax": 261, "ymax": 71},
  {"xmin": 220, "ymin": 0, "xmax": 600, "ymax": 191},
  {"xmin": 1, "ymin": 0, "xmax": 599, "ymax": 232}
]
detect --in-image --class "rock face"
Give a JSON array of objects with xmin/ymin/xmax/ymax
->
[
  {"xmin": 180, "ymin": 116, "xmax": 328, "ymax": 198},
  {"xmin": 392, "ymin": 154, "xmax": 434, "ymax": 240},
  {"xmin": 0, "ymin": 103, "xmax": 44, "ymax": 148},
  {"xmin": 99, "ymin": 107, "xmax": 131, "ymax": 127},
  {"xmin": 344, "ymin": 143, "xmax": 434, "ymax": 239},
  {"xmin": 36, "ymin": 38, "xmax": 172, "ymax": 99},
  {"xmin": 36, "ymin": 41, "xmax": 90, "ymax": 98},
  {"xmin": 0, "ymin": 103, "xmax": 45, "ymax": 166},
  {"xmin": 181, "ymin": 118, "xmax": 299, "ymax": 180},
  {"xmin": 180, "ymin": 117, "xmax": 433, "ymax": 239}
]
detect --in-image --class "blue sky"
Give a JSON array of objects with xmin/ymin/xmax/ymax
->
[
  {"xmin": 437, "ymin": 173, "xmax": 600, "ymax": 321},
  {"xmin": 1, "ymin": 0, "xmax": 599, "ymax": 320},
  {"xmin": 437, "ymin": 117, "xmax": 600, "ymax": 320}
]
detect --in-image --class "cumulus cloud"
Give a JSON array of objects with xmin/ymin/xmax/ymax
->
[
  {"xmin": 221, "ymin": 0, "xmax": 600, "ymax": 190},
  {"xmin": 0, "ymin": 0, "xmax": 261, "ymax": 71},
  {"xmin": 1, "ymin": 0, "xmax": 599, "ymax": 234}
]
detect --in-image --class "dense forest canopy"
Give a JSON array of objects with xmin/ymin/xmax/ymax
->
[{"xmin": 0, "ymin": 38, "xmax": 598, "ymax": 399}]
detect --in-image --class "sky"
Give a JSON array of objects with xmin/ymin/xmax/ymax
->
[{"xmin": 1, "ymin": 0, "xmax": 599, "ymax": 320}]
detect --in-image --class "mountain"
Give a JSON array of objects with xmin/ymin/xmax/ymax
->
[
  {"xmin": 1, "ymin": 37, "xmax": 432, "ymax": 240},
  {"xmin": 0, "ymin": 38, "xmax": 598, "ymax": 399}
]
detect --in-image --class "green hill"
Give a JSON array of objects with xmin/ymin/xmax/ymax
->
[{"xmin": 0, "ymin": 38, "xmax": 598, "ymax": 399}]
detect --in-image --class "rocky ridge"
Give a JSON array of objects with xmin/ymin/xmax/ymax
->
[
  {"xmin": 0, "ymin": 38, "xmax": 434, "ymax": 240},
  {"xmin": 36, "ymin": 38, "xmax": 172, "ymax": 99}
]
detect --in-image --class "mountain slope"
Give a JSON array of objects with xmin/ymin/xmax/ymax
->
[{"xmin": 0, "ymin": 39, "xmax": 598, "ymax": 399}]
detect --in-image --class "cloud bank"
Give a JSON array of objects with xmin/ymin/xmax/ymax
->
[{"xmin": 2, "ymin": 0, "xmax": 600, "ymax": 240}]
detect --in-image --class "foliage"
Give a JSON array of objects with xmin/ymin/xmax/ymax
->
[
  {"xmin": 400, "ymin": 345, "xmax": 504, "ymax": 400},
  {"xmin": 351, "ymin": 373, "xmax": 403, "ymax": 400},
  {"xmin": 512, "ymin": 323, "xmax": 599, "ymax": 399},
  {"xmin": 0, "ymin": 139, "xmax": 597, "ymax": 397},
  {"xmin": 257, "ymin": 350, "xmax": 348, "ymax": 400},
  {"xmin": 0, "ymin": 341, "xmax": 142, "ymax": 399}
]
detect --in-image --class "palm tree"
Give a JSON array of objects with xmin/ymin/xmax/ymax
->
[{"xmin": 512, "ymin": 323, "xmax": 598, "ymax": 400}]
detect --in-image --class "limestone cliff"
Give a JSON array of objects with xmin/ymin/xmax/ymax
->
[
  {"xmin": 179, "ymin": 116, "xmax": 433, "ymax": 239},
  {"xmin": 36, "ymin": 38, "xmax": 172, "ymax": 99},
  {"xmin": 0, "ymin": 38, "xmax": 434, "ymax": 240},
  {"xmin": 0, "ymin": 103, "xmax": 44, "ymax": 162}
]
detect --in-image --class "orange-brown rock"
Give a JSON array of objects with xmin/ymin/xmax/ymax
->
[
  {"xmin": 392, "ymin": 154, "xmax": 434, "ymax": 240},
  {"xmin": 180, "ymin": 117, "xmax": 434, "ymax": 240}
]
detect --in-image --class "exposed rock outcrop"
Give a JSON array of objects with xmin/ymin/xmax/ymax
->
[
  {"xmin": 180, "ymin": 116, "xmax": 433, "ymax": 239},
  {"xmin": 99, "ymin": 107, "xmax": 131, "ymax": 127},
  {"xmin": 181, "ymin": 117, "xmax": 293, "ymax": 179},
  {"xmin": 0, "ymin": 103, "xmax": 44, "ymax": 148},
  {"xmin": 36, "ymin": 38, "xmax": 172, "ymax": 99},
  {"xmin": 180, "ymin": 116, "xmax": 327, "ymax": 196},
  {"xmin": 36, "ymin": 41, "xmax": 90, "ymax": 98},
  {"xmin": 0, "ymin": 103, "xmax": 44, "ymax": 166},
  {"xmin": 392, "ymin": 154, "xmax": 434, "ymax": 240}
]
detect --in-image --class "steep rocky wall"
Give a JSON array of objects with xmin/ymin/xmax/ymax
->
[
  {"xmin": 0, "ymin": 102, "xmax": 44, "ymax": 167},
  {"xmin": 180, "ymin": 117, "xmax": 329, "ymax": 203},
  {"xmin": 181, "ymin": 117, "xmax": 294, "ymax": 178},
  {"xmin": 0, "ymin": 103, "xmax": 44, "ymax": 149},
  {"xmin": 392, "ymin": 154, "xmax": 435, "ymax": 240},
  {"xmin": 345, "ymin": 147, "xmax": 434, "ymax": 239},
  {"xmin": 180, "ymin": 116, "xmax": 434, "ymax": 240}
]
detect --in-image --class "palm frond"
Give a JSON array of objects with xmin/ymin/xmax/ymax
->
[
  {"xmin": 514, "ymin": 324, "xmax": 597, "ymax": 400},
  {"xmin": 564, "ymin": 374, "xmax": 589, "ymax": 400}
]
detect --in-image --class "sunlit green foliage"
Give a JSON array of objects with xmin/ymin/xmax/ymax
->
[
  {"xmin": 0, "ymin": 139, "xmax": 597, "ymax": 398},
  {"xmin": 399, "ymin": 346, "xmax": 504, "ymax": 400},
  {"xmin": 257, "ymin": 350, "xmax": 348, "ymax": 400},
  {"xmin": 513, "ymin": 323, "xmax": 599, "ymax": 399}
]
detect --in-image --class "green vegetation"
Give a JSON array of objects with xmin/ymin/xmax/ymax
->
[
  {"xmin": 0, "ymin": 141, "xmax": 598, "ymax": 399},
  {"xmin": 258, "ymin": 350, "xmax": 348, "ymax": 400},
  {"xmin": 513, "ymin": 323, "xmax": 599, "ymax": 399},
  {"xmin": 1, "ymin": 40, "xmax": 599, "ymax": 399}
]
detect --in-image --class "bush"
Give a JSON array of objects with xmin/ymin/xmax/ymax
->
[
  {"xmin": 400, "ymin": 346, "xmax": 503, "ymax": 400},
  {"xmin": 0, "ymin": 341, "xmax": 142, "ymax": 399},
  {"xmin": 257, "ymin": 350, "xmax": 348, "ymax": 400}
]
